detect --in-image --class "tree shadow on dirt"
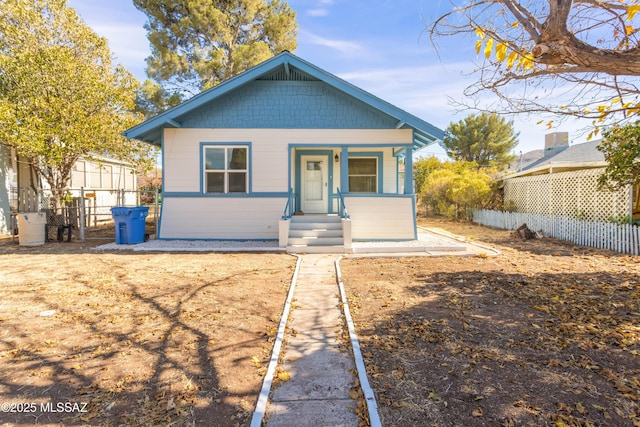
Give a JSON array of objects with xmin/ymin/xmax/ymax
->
[
  {"xmin": 0, "ymin": 251, "xmax": 292, "ymax": 426},
  {"xmin": 356, "ymin": 269, "xmax": 639, "ymax": 427}
]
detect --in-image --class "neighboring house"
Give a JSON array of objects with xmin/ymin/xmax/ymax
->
[
  {"xmin": 124, "ymin": 52, "xmax": 445, "ymax": 249},
  {"xmin": 503, "ymin": 132, "xmax": 639, "ymax": 223},
  {"xmin": 67, "ymin": 154, "xmax": 138, "ymax": 222},
  {"xmin": 0, "ymin": 143, "xmax": 137, "ymax": 235}
]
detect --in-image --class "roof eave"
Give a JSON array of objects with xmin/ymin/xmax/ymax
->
[
  {"xmin": 503, "ymin": 161, "xmax": 608, "ymax": 179},
  {"xmin": 123, "ymin": 52, "xmax": 446, "ymax": 147}
]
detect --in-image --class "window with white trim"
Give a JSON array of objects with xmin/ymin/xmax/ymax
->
[
  {"xmin": 203, "ymin": 146, "xmax": 248, "ymax": 193},
  {"xmin": 348, "ymin": 157, "xmax": 377, "ymax": 193}
]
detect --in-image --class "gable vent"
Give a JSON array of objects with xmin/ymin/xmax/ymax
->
[{"xmin": 258, "ymin": 68, "xmax": 318, "ymax": 82}]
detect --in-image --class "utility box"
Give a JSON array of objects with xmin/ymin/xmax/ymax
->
[{"xmin": 110, "ymin": 206, "xmax": 149, "ymax": 244}]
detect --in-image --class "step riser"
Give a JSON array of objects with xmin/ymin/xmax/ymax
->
[
  {"xmin": 287, "ymin": 245, "xmax": 349, "ymax": 254},
  {"xmin": 291, "ymin": 216, "xmax": 342, "ymax": 224},
  {"xmin": 289, "ymin": 230, "xmax": 343, "ymax": 238},
  {"xmin": 290, "ymin": 223, "xmax": 343, "ymax": 231},
  {"xmin": 287, "ymin": 215, "xmax": 344, "ymax": 248},
  {"xmin": 288, "ymin": 237, "xmax": 344, "ymax": 246}
]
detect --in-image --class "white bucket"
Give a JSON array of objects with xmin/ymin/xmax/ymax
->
[{"xmin": 17, "ymin": 212, "xmax": 47, "ymax": 246}]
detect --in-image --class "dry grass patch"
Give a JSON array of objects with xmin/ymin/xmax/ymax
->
[{"xmin": 0, "ymin": 242, "xmax": 295, "ymax": 426}]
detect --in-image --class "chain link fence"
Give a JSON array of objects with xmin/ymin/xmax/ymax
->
[{"xmin": 9, "ymin": 187, "xmax": 161, "ymax": 242}]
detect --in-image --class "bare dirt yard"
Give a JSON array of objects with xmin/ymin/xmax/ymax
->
[
  {"xmin": 2, "ymin": 218, "xmax": 639, "ymax": 427},
  {"xmin": 0, "ymin": 238, "xmax": 295, "ymax": 427},
  {"xmin": 342, "ymin": 218, "xmax": 640, "ymax": 427}
]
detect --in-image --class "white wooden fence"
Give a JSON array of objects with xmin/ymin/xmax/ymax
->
[{"xmin": 473, "ymin": 209, "xmax": 640, "ymax": 256}]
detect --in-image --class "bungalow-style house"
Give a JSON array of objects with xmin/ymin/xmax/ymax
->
[
  {"xmin": 124, "ymin": 52, "xmax": 445, "ymax": 250},
  {"xmin": 503, "ymin": 132, "xmax": 639, "ymax": 224}
]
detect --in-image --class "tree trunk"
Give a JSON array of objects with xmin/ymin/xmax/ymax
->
[{"xmin": 532, "ymin": 0, "xmax": 640, "ymax": 75}]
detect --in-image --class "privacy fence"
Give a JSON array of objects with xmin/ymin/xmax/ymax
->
[
  {"xmin": 473, "ymin": 209, "xmax": 640, "ymax": 256},
  {"xmin": 6, "ymin": 187, "xmax": 161, "ymax": 240},
  {"xmin": 503, "ymin": 168, "xmax": 630, "ymax": 223}
]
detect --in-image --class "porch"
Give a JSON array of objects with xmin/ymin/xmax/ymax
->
[
  {"xmin": 286, "ymin": 145, "xmax": 415, "ymax": 215},
  {"xmin": 278, "ymin": 145, "xmax": 418, "ymax": 251}
]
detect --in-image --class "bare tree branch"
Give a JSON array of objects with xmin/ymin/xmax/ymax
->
[
  {"xmin": 501, "ymin": 0, "xmax": 541, "ymax": 40},
  {"xmin": 429, "ymin": 0, "xmax": 640, "ymax": 124}
]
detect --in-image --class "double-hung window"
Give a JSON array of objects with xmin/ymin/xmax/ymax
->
[
  {"xmin": 348, "ymin": 158, "xmax": 377, "ymax": 193},
  {"xmin": 204, "ymin": 146, "xmax": 248, "ymax": 193}
]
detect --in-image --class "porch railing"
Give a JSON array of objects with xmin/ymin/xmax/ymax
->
[
  {"xmin": 337, "ymin": 188, "xmax": 350, "ymax": 219},
  {"xmin": 282, "ymin": 188, "xmax": 295, "ymax": 220}
]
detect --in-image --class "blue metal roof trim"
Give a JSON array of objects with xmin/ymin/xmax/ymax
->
[{"xmin": 124, "ymin": 52, "xmax": 445, "ymax": 149}]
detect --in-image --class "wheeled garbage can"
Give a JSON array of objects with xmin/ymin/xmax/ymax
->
[{"xmin": 110, "ymin": 206, "xmax": 149, "ymax": 244}]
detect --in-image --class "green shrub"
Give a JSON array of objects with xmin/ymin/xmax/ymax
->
[{"xmin": 419, "ymin": 161, "xmax": 499, "ymax": 220}]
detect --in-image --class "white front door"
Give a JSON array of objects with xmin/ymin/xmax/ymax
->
[{"xmin": 301, "ymin": 155, "xmax": 328, "ymax": 213}]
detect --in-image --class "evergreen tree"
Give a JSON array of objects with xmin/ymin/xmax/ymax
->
[
  {"xmin": 134, "ymin": 0, "xmax": 298, "ymax": 110},
  {"xmin": 443, "ymin": 112, "xmax": 518, "ymax": 169}
]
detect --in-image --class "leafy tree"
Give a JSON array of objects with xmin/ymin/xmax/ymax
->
[
  {"xmin": 0, "ymin": 0, "xmax": 153, "ymax": 208},
  {"xmin": 597, "ymin": 124, "xmax": 640, "ymax": 191},
  {"xmin": 419, "ymin": 160, "xmax": 499, "ymax": 220},
  {"xmin": 430, "ymin": 1, "xmax": 640, "ymax": 126},
  {"xmin": 135, "ymin": 79, "xmax": 182, "ymax": 118},
  {"xmin": 421, "ymin": 167, "xmax": 459, "ymax": 218},
  {"xmin": 413, "ymin": 155, "xmax": 444, "ymax": 195},
  {"xmin": 133, "ymin": 0, "xmax": 298, "ymax": 108},
  {"xmin": 443, "ymin": 112, "xmax": 518, "ymax": 169}
]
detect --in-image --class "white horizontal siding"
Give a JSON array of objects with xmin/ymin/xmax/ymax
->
[
  {"xmin": 382, "ymin": 148, "xmax": 398, "ymax": 193},
  {"xmin": 252, "ymin": 143, "xmax": 288, "ymax": 192},
  {"xmin": 163, "ymin": 128, "xmax": 412, "ymax": 193},
  {"xmin": 345, "ymin": 196, "xmax": 415, "ymax": 240},
  {"xmin": 163, "ymin": 129, "xmax": 201, "ymax": 192},
  {"xmin": 159, "ymin": 197, "xmax": 285, "ymax": 239}
]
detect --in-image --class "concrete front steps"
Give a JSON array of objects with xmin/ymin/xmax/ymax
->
[{"xmin": 286, "ymin": 214, "xmax": 345, "ymax": 254}]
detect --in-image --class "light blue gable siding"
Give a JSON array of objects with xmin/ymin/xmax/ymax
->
[{"xmin": 180, "ymin": 81, "xmax": 397, "ymax": 129}]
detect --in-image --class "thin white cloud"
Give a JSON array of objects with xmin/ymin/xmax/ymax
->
[
  {"xmin": 335, "ymin": 62, "xmax": 589, "ymax": 153},
  {"xmin": 303, "ymin": 31, "xmax": 368, "ymax": 56},
  {"xmin": 307, "ymin": 8, "xmax": 330, "ymax": 17},
  {"xmin": 306, "ymin": 0, "xmax": 334, "ymax": 17},
  {"xmin": 337, "ymin": 63, "xmax": 470, "ymax": 126},
  {"xmin": 300, "ymin": 31, "xmax": 369, "ymax": 58}
]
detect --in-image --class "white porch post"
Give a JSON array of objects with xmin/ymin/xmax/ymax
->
[
  {"xmin": 342, "ymin": 218, "xmax": 352, "ymax": 251},
  {"xmin": 279, "ymin": 218, "xmax": 290, "ymax": 248}
]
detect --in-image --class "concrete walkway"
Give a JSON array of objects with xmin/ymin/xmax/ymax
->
[{"xmin": 265, "ymin": 254, "xmax": 360, "ymax": 426}]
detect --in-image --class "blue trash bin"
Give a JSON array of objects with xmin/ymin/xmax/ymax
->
[{"xmin": 110, "ymin": 206, "xmax": 149, "ymax": 244}]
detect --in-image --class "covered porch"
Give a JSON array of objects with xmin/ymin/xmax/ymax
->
[{"xmin": 279, "ymin": 143, "xmax": 419, "ymax": 251}]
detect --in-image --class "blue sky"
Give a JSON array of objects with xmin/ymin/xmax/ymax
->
[{"xmin": 66, "ymin": 0, "xmax": 589, "ymax": 157}]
